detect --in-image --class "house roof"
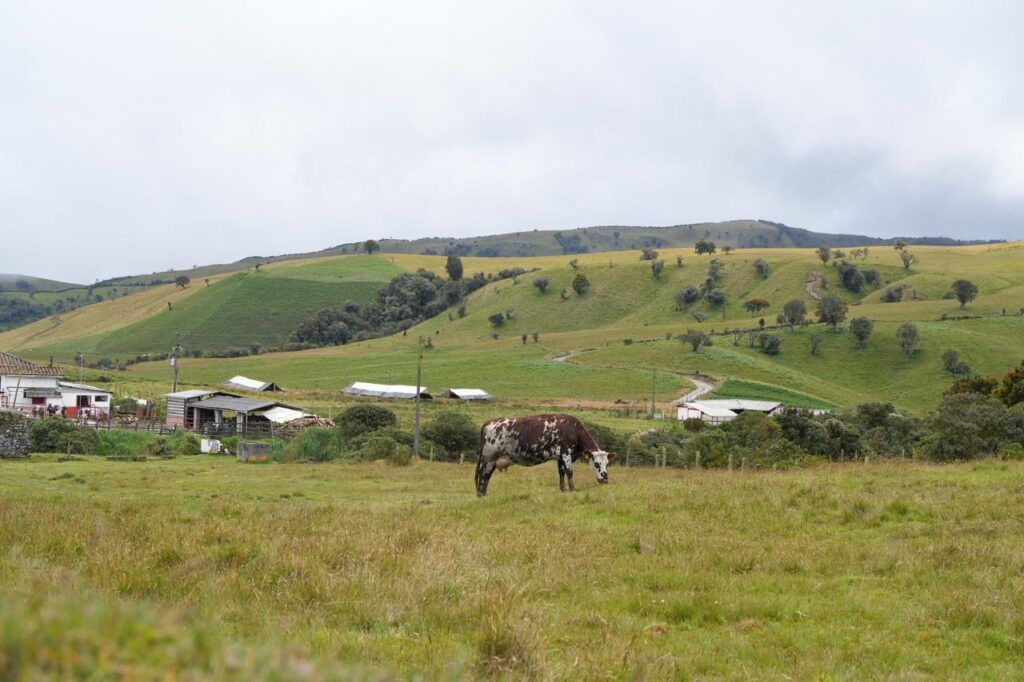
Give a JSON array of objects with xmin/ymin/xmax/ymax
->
[
  {"xmin": 165, "ymin": 389, "xmax": 235, "ymax": 399},
  {"xmin": 59, "ymin": 381, "xmax": 111, "ymax": 394},
  {"xmin": 190, "ymin": 396, "xmax": 297, "ymax": 414},
  {"xmin": 445, "ymin": 388, "xmax": 493, "ymax": 400},
  {"xmin": 0, "ymin": 351, "xmax": 62, "ymax": 377},
  {"xmin": 679, "ymin": 402, "xmax": 737, "ymax": 418},
  {"xmin": 697, "ymin": 399, "xmax": 783, "ymax": 412},
  {"xmin": 262, "ymin": 406, "xmax": 309, "ymax": 424},
  {"xmin": 224, "ymin": 375, "xmax": 280, "ymax": 392},
  {"xmin": 340, "ymin": 382, "xmax": 432, "ymax": 399}
]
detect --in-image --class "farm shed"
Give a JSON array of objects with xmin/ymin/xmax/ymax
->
[
  {"xmin": 677, "ymin": 399, "xmax": 784, "ymax": 424},
  {"xmin": 188, "ymin": 395, "xmax": 301, "ymax": 433},
  {"xmin": 224, "ymin": 375, "xmax": 281, "ymax": 392},
  {"xmin": 58, "ymin": 382, "xmax": 112, "ymax": 420},
  {"xmin": 165, "ymin": 389, "xmax": 239, "ymax": 429},
  {"xmin": 341, "ymin": 382, "xmax": 433, "ymax": 400},
  {"xmin": 445, "ymin": 388, "xmax": 493, "ymax": 401}
]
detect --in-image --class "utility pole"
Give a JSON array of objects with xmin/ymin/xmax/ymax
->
[
  {"xmin": 170, "ymin": 333, "xmax": 183, "ymax": 393},
  {"xmin": 413, "ymin": 337, "xmax": 424, "ymax": 458},
  {"xmin": 76, "ymin": 351, "xmax": 84, "ymax": 382},
  {"xmin": 651, "ymin": 369, "xmax": 657, "ymax": 420}
]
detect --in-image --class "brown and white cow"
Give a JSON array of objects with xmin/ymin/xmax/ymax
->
[{"xmin": 475, "ymin": 414, "xmax": 616, "ymax": 496}]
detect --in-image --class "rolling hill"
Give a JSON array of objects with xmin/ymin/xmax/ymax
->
[{"xmin": 6, "ymin": 240, "xmax": 1023, "ymax": 414}]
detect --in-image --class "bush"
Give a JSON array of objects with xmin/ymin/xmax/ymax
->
[
  {"xmin": 29, "ymin": 418, "xmax": 99, "ymax": 454},
  {"xmin": 336, "ymin": 405, "xmax": 397, "ymax": 439},
  {"xmin": 97, "ymin": 430, "xmax": 156, "ymax": 457},
  {"xmin": 167, "ymin": 430, "xmax": 200, "ymax": 456},
  {"xmin": 923, "ymin": 393, "xmax": 1009, "ymax": 461},
  {"xmin": 360, "ymin": 434, "xmax": 411, "ymax": 465},
  {"xmin": 286, "ymin": 427, "xmax": 345, "ymax": 462},
  {"xmin": 144, "ymin": 438, "xmax": 172, "ymax": 458},
  {"xmin": 423, "ymin": 411, "xmax": 477, "ymax": 458},
  {"xmin": 704, "ymin": 288, "xmax": 726, "ymax": 306}
]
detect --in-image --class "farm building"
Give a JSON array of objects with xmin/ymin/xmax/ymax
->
[
  {"xmin": 165, "ymin": 389, "xmax": 239, "ymax": 429},
  {"xmin": 677, "ymin": 399, "xmax": 783, "ymax": 424},
  {"xmin": 187, "ymin": 395, "xmax": 302, "ymax": 433},
  {"xmin": 0, "ymin": 352, "xmax": 112, "ymax": 419},
  {"xmin": 341, "ymin": 382, "xmax": 433, "ymax": 400},
  {"xmin": 444, "ymin": 388, "xmax": 493, "ymax": 401},
  {"xmin": 224, "ymin": 375, "xmax": 281, "ymax": 392}
]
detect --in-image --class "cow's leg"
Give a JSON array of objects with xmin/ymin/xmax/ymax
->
[
  {"xmin": 561, "ymin": 452, "xmax": 576, "ymax": 492},
  {"xmin": 557, "ymin": 458, "xmax": 567, "ymax": 492},
  {"xmin": 476, "ymin": 457, "xmax": 497, "ymax": 497}
]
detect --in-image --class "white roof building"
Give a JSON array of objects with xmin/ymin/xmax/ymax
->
[
  {"xmin": 340, "ymin": 382, "xmax": 433, "ymax": 399},
  {"xmin": 445, "ymin": 388, "xmax": 493, "ymax": 401},
  {"xmin": 224, "ymin": 375, "xmax": 280, "ymax": 392},
  {"xmin": 677, "ymin": 399, "xmax": 784, "ymax": 424}
]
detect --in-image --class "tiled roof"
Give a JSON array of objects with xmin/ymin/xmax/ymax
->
[{"xmin": 0, "ymin": 351, "xmax": 63, "ymax": 377}]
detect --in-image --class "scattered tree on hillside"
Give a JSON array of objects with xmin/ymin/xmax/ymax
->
[
  {"xmin": 946, "ymin": 374, "xmax": 998, "ymax": 397},
  {"xmin": 704, "ymin": 288, "xmax": 726, "ymax": 307},
  {"xmin": 532, "ymin": 331, "xmax": 540, "ymax": 343},
  {"xmin": 817, "ymin": 246, "xmax": 831, "ymax": 265},
  {"xmin": 744, "ymin": 298, "xmax": 770, "ymax": 314},
  {"xmin": 488, "ymin": 312, "xmax": 505, "ymax": 327},
  {"xmin": 521, "ymin": 334, "xmax": 528, "ymax": 344},
  {"xmin": 707, "ymin": 259, "xmax": 724, "ymax": 282},
  {"xmin": 899, "ymin": 250, "xmax": 916, "ymax": 270},
  {"xmin": 204, "ymin": 278, "xmax": 211, "ymax": 287},
  {"xmin": 694, "ymin": 239, "xmax": 716, "ymax": 255},
  {"xmin": 834, "ymin": 260, "xmax": 865, "ymax": 293},
  {"xmin": 174, "ymin": 275, "xmax": 190, "ymax": 289},
  {"xmin": 364, "ymin": 239, "xmax": 380, "ymax": 254},
  {"xmin": 650, "ymin": 259, "xmax": 665, "ymax": 278},
  {"xmin": 675, "ymin": 286, "xmax": 700, "ymax": 310},
  {"xmin": 753, "ymin": 258, "xmax": 769, "ymax": 278},
  {"xmin": 809, "ymin": 332, "xmax": 822, "ymax": 355},
  {"xmin": 881, "ymin": 285, "xmax": 904, "ymax": 302},
  {"xmin": 817, "ymin": 294, "xmax": 847, "ymax": 331},
  {"xmin": 850, "ymin": 316, "xmax": 874, "ymax": 350},
  {"xmin": 532, "ymin": 276, "xmax": 549, "ymax": 293},
  {"xmin": 680, "ymin": 329, "xmax": 711, "ymax": 352},
  {"xmin": 15, "ymin": 280, "xmax": 33, "ymax": 292},
  {"xmin": 894, "ymin": 239, "xmax": 906, "ymax": 250},
  {"xmin": 942, "ymin": 349, "xmax": 971, "ymax": 375},
  {"xmin": 950, "ymin": 279, "xmax": 978, "ymax": 309},
  {"xmin": 254, "ymin": 262, "xmax": 262, "ymax": 271},
  {"xmin": 640, "ymin": 248, "xmax": 658, "ymax": 261},
  {"xmin": 782, "ymin": 299, "xmax": 807, "ymax": 329},
  {"xmin": 676, "ymin": 255, "xmax": 684, "ymax": 268},
  {"xmin": 723, "ymin": 245, "xmax": 734, "ymax": 255},
  {"xmin": 571, "ymin": 273, "xmax": 590, "ymax": 295},
  {"xmin": 897, "ymin": 322, "xmax": 919, "ymax": 357},
  {"xmin": 568, "ymin": 258, "xmax": 580, "ymax": 270},
  {"xmin": 560, "ymin": 288, "xmax": 569, "ymax": 300},
  {"xmin": 445, "ymin": 255, "xmax": 464, "ymax": 281},
  {"xmin": 994, "ymin": 360, "xmax": 1024, "ymax": 407}
]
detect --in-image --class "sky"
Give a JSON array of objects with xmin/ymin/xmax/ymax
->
[{"xmin": 2, "ymin": 1, "xmax": 1023, "ymax": 282}]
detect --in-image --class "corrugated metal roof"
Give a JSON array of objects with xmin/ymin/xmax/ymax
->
[
  {"xmin": 0, "ymin": 352, "xmax": 63, "ymax": 377},
  {"xmin": 59, "ymin": 381, "xmax": 111, "ymax": 394},
  {"xmin": 191, "ymin": 396, "xmax": 296, "ymax": 413},
  {"xmin": 697, "ymin": 399, "xmax": 782, "ymax": 412},
  {"xmin": 446, "ymin": 388, "xmax": 492, "ymax": 400},
  {"xmin": 341, "ymin": 382, "xmax": 432, "ymax": 399},
  {"xmin": 262, "ymin": 406, "xmax": 308, "ymax": 424},
  {"xmin": 165, "ymin": 389, "xmax": 226, "ymax": 399},
  {"xmin": 224, "ymin": 375, "xmax": 279, "ymax": 392},
  {"xmin": 679, "ymin": 402, "xmax": 737, "ymax": 418}
]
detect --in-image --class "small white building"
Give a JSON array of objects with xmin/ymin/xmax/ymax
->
[
  {"xmin": 58, "ymin": 381, "xmax": 113, "ymax": 420},
  {"xmin": 224, "ymin": 375, "xmax": 281, "ymax": 392},
  {"xmin": 445, "ymin": 388, "xmax": 493, "ymax": 401},
  {"xmin": 677, "ymin": 399, "xmax": 783, "ymax": 424},
  {"xmin": 340, "ymin": 382, "xmax": 433, "ymax": 399},
  {"xmin": 0, "ymin": 352, "xmax": 111, "ymax": 419}
]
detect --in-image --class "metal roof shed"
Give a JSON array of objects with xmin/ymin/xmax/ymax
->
[
  {"xmin": 445, "ymin": 388, "xmax": 493, "ymax": 401},
  {"xmin": 188, "ymin": 396, "xmax": 301, "ymax": 433},
  {"xmin": 164, "ymin": 390, "xmax": 239, "ymax": 430},
  {"xmin": 224, "ymin": 375, "xmax": 281, "ymax": 392},
  {"xmin": 340, "ymin": 382, "xmax": 432, "ymax": 399}
]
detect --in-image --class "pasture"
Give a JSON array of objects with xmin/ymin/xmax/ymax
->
[{"xmin": 3, "ymin": 455, "xmax": 1024, "ymax": 679}]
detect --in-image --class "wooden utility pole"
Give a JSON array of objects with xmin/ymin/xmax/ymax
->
[
  {"xmin": 170, "ymin": 333, "xmax": 182, "ymax": 393},
  {"xmin": 651, "ymin": 369, "xmax": 657, "ymax": 420},
  {"xmin": 413, "ymin": 338, "xmax": 424, "ymax": 458}
]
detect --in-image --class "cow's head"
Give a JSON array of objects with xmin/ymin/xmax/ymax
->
[{"xmin": 584, "ymin": 450, "xmax": 615, "ymax": 484}]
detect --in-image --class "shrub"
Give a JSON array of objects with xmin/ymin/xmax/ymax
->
[
  {"xmin": 97, "ymin": 430, "xmax": 156, "ymax": 457},
  {"xmin": 144, "ymin": 438, "xmax": 172, "ymax": 458},
  {"xmin": 753, "ymin": 258, "xmax": 769, "ymax": 277},
  {"xmin": 640, "ymin": 248, "xmax": 658, "ymax": 261},
  {"xmin": 167, "ymin": 430, "xmax": 200, "ymax": 456},
  {"xmin": 29, "ymin": 418, "xmax": 99, "ymax": 454},
  {"xmin": 423, "ymin": 411, "xmax": 477, "ymax": 458},
  {"xmin": 336, "ymin": 405, "xmax": 397, "ymax": 439},
  {"xmin": 704, "ymin": 288, "xmax": 726, "ymax": 306},
  {"xmin": 923, "ymin": 393, "xmax": 1009, "ymax": 461},
  {"xmin": 571, "ymin": 274, "xmax": 590, "ymax": 295},
  {"xmin": 360, "ymin": 434, "xmax": 411, "ymax": 465},
  {"xmin": 488, "ymin": 313, "xmax": 505, "ymax": 327},
  {"xmin": 287, "ymin": 427, "xmax": 345, "ymax": 462},
  {"xmin": 881, "ymin": 285, "xmax": 904, "ymax": 303},
  {"xmin": 532, "ymin": 277, "xmax": 549, "ymax": 294},
  {"xmin": 675, "ymin": 286, "xmax": 700, "ymax": 309}
]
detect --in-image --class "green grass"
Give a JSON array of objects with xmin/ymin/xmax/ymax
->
[
  {"xmin": 707, "ymin": 378, "xmax": 838, "ymax": 409},
  {"xmin": 4, "ymin": 455, "xmax": 1024, "ymax": 678}
]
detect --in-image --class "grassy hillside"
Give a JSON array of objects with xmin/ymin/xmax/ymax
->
[
  {"xmin": 0, "ymin": 273, "xmax": 81, "ymax": 292},
  {"xmin": 4, "ymin": 456, "xmax": 1024, "ymax": 678},
  {"xmin": 5, "ymin": 242, "xmax": 1024, "ymax": 412}
]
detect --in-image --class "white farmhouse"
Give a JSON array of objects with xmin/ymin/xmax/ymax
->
[
  {"xmin": 676, "ymin": 399, "xmax": 783, "ymax": 424},
  {"xmin": 0, "ymin": 352, "xmax": 111, "ymax": 419}
]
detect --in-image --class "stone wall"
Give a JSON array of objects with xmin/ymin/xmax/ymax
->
[{"xmin": 0, "ymin": 410, "xmax": 30, "ymax": 458}]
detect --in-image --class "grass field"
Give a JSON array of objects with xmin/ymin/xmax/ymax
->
[{"xmin": 4, "ymin": 455, "xmax": 1024, "ymax": 679}]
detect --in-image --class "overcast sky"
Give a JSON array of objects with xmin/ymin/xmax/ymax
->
[{"xmin": 2, "ymin": 1, "xmax": 1022, "ymax": 282}]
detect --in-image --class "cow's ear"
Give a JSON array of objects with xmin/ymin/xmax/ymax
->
[
  {"xmin": 607, "ymin": 452, "xmax": 618, "ymax": 461},
  {"xmin": 582, "ymin": 450, "xmax": 593, "ymax": 461}
]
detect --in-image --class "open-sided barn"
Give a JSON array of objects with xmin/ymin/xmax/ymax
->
[{"xmin": 341, "ymin": 382, "xmax": 432, "ymax": 399}]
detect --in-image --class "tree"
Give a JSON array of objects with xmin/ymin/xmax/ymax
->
[
  {"xmin": 204, "ymin": 278, "xmax": 211, "ymax": 287},
  {"xmin": 994, "ymin": 360, "xmax": 1024, "ymax": 407},
  {"xmin": 694, "ymin": 239, "xmax": 716, "ymax": 255},
  {"xmin": 675, "ymin": 286, "xmax": 700, "ymax": 310},
  {"xmin": 704, "ymin": 288, "xmax": 726, "ymax": 306},
  {"xmin": 924, "ymin": 393, "xmax": 1008, "ymax": 461},
  {"xmin": 899, "ymin": 250, "xmax": 916, "ymax": 270},
  {"xmin": 950, "ymin": 279, "xmax": 978, "ymax": 309},
  {"xmin": 893, "ymin": 239, "xmax": 906, "ymax": 250},
  {"xmin": 743, "ymin": 298, "xmax": 770, "ymax": 314},
  {"xmin": 850, "ymin": 316, "xmax": 874, "ymax": 350},
  {"xmin": 445, "ymin": 255, "xmax": 464, "ymax": 281},
  {"xmin": 640, "ymin": 248, "xmax": 658, "ymax": 261},
  {"xmin": 817, "ymin": 246, "xmax": 831, "ymax": 265},
  {"xmin": 809, "ymin": 332, "xmax": 822, "ymax": 355},
  {"xmin": 942, "ymin": 349, "xmax": 971, "ymax": 375},
  {"xmin": 722, "ymin": 245, "xmax": 734, "ymax": 255},
  {"xmin": 650, "ymin": 260, "xmax": 665, "ymax": 278},
  {"xmin": 680, "ymin": 329, "xmax": 711, "ymax": 352},
  {"xmin": 897, "ymin": 322, "xmax": 919, "ymax": 357},
  {"xmin": 817, "ymin": 294, "xmax": 847, "ymax": 331},
  {"xmin": 364, "ymin": 239, "xmax": 380, "ymax": 254},
  {"xmin": 423, "ymin": 411, "xmax": 478, "ymax": 458},
  {"xmin": 753, "ymin": 258, "xmax": 769, "ymax": 278},
  {"xmin": 758, "ymin": 332, "xmax": 782, "ymax": 355},
  {"xmin": 946, "ymin": 374, "xmax": 998, "ymax": 397},
  {"xmin": 835, "ymin": 260, "xmax": 865, "ymax": 293},
  {"xmin": 488, "ymin": 312, "xmax": 505, "ymax": 327},
  {"xmin": 676, "ymin": 255, "xmax": 684, "ymax": 268},
  {"xmin": 174, "ymin": 275, "xmax": 190, "ymax": 289},
  {"xmin": 568, "ymin": 259, "xmax": 580, "ymax": 270},
  {"xmin": 337, "ymin": 404, "xmax": 396, "ymax": 439},
  {"xmin": 532, "ymin": 277, "xmax": 549, "ymax": 294},
  {"xmin": 782, "ymin": 299, "xmax": 807, "ymax": 329},
  {"xmin": 532, "ymin": 331, "xmax": 540, "ymax": 343},
  {"xmin": 707, "ymin": 259, "xmax": 724, "ymax": 282},
  {"xmin": 571, "ymin": 274, "xmax": 590, "ymax": 295}
]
